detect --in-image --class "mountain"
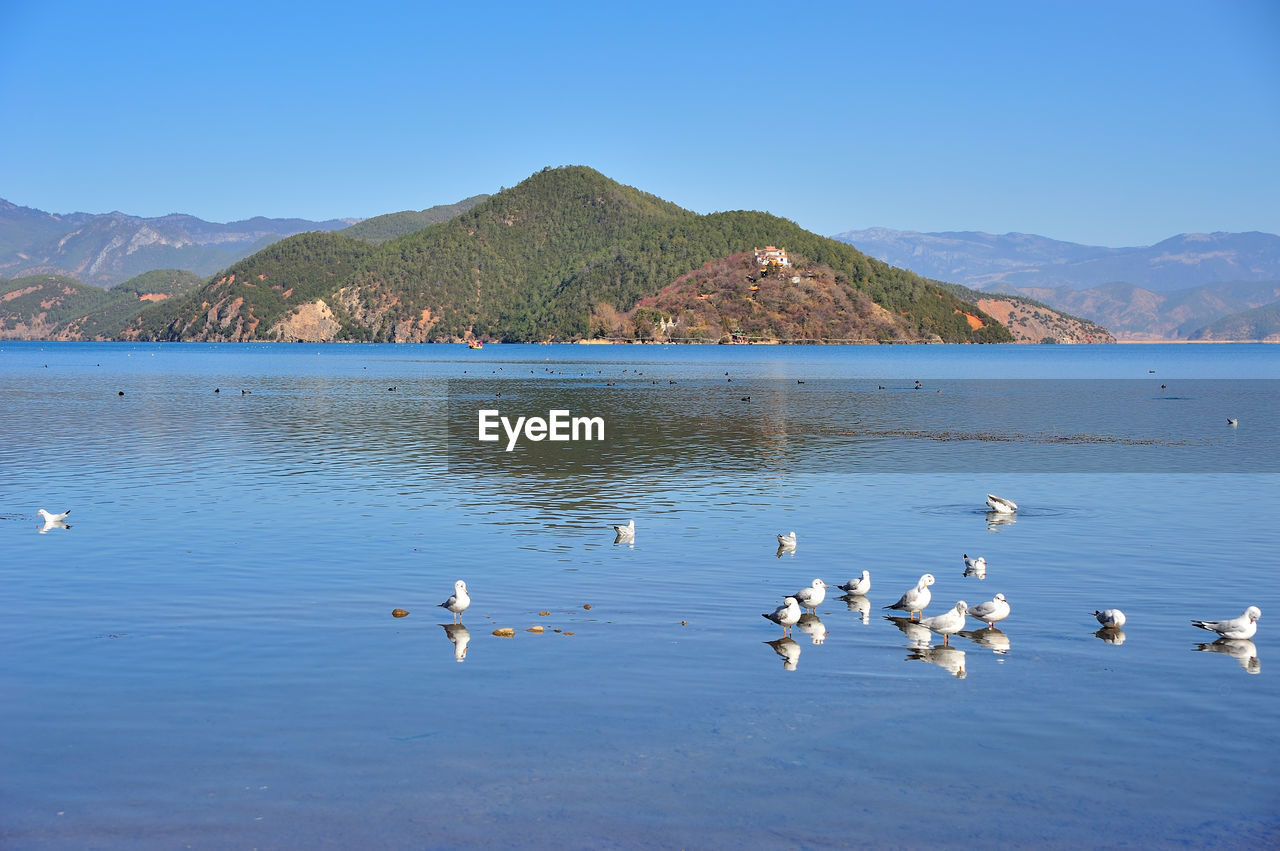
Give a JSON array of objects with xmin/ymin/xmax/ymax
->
[
  {"xmin": 834, "ymin": 228, "xmax": 1280, "ymax": 292},
  {"xmin": 122, "ymin": 166, "xmax": 1013, "ymax": 344},
  {"xmin": 834, "ymin": 227, "xmax": 1280, "ymax": 339},
  {"xmin": 986, "ymin": 280, "xmax": 1280, "ymax": 340},
  {"xmin": 0, "ymin": 198, "xmax": 359, "ymax": 287},
  {"xmin": 340, "ymin": 196, "xmax": 489, "ymax": 243},
  {"xmin": 933, "ymin": 282, "xmax": 1115, "ymax": 344},
  {"xmin": 1187, "ymin": 299, "xmax": 1280, "ymax": 342},
  {"xmin": 0, "ymin": 270, "xmax": 204, "ymax": 339}
]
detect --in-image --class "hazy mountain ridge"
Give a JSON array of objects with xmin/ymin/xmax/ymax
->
[
  {"xmin": 835, "ymin": 227, "xmax": 1280, "ymax": 339},
  {"xmin": 0, "ymin": 198, "xmax": 358, "ymax": 287}
]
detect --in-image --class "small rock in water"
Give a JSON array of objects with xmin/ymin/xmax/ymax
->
[
  {"xmin": 538, "ymin": 610, "xmax": 551, "ymax": 616},
  {"xmin": 492, "ymin": 627, "xmax": 515, "ymax": 637},
  {"xmin": 583, "ymin": 603, "xmax": 592, "ymax": 610},
  {"xmin": 391, "ymin": 608, "xmax": 409, "ymax": 618},
  {"xmin": 526, "ymin": 625, "xmax": 545, "ymax": 633}
]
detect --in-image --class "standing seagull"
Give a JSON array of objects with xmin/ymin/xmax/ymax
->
[
  {"xmin": 883, "ymin": 573, "xmax": 935, "ymax": 620},
  {"xmin": 919, "ymin": 601, "xmax": 969, "ymax": 646},
  {"xmin": 792, "ymin": 579, "xmax": 829, "ymax": 614},
  {"xmin": 967, "ymin": 593, "xmax": 1010, "ymax": 629},
  {"xmin": 1192, "ymin": 606, "xmax": 1261, "ymax": 640},
  {"xmin": 837, "ymin": 570, "xmax": 871, "ymax": 597},
  {"xmin": 777, "ymin": 531, "xmax": 797, "ymax": 549},
  {"xmin": 986, "ymin": 494, "xmax": 1017, "ymax": 514},
  {"xmin": 438, "ymin": 580, "xmax": 471, "ymax": 623},
  {"xmin": 763, "ymin": 596, "xmax": 802, "ymax": 636}
]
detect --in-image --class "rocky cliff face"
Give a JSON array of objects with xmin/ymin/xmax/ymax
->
[{"xmin": 970, "ymin": 295, "xmax": 1116, "ymax": 344}]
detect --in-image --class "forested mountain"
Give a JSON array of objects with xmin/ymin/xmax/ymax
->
[
  {"xmin": 340, "ymin": 196, "xmax": 490, "ymax": 243},
  {"xmin": 123, "ymin": 166, "xmax": 1008, "ymax": 344},
  {"xmin": 0, "ymin": 270, "xmax": 204, "ymax": 339}
]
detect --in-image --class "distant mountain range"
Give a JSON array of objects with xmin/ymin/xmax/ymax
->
[
  {"xmin": 833, "ymin": 228, "xmax": 1280, "ymax": 340},
  {"xmin": 0, "ymin": 196, "xmax": 490, "ymax": 288}
]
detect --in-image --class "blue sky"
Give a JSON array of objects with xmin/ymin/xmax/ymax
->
[{"xmin": 1, "ymin": 0, "xmax": 1276, "ymax": 246}]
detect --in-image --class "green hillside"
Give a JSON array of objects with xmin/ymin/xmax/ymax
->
[
  {"xmin": 78, "ymin": 166, "xmax": 1015, "ymax": 344},
  {"xmin": 340, "ymin": 195, "xmax": 490, "ymax": 243},
  {"xmin": 0, "ymin": 275, "xmax": 117, "ymax": 337}
]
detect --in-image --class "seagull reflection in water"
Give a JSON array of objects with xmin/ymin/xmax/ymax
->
[
  {"xmin": 959, "ymin": 627, "xmax": 1010, "ymax": 655},
  {"xmin": 613, "ymin": 531, "xmax": 635, "ymax": 548},
  {"xmin": 441, "ymin": 623, "xmax": 471, "ymax": 662},
  {"xmin": 796, "ymin": 613, "xmax": 827, "ymax": 645},
  {"xmin": 775, "ymin": 543, "xmax": 796, "ymax": 559},
  {"xmin": 907, "ymin": 645, "xmax": 967, "ymax": 678},
  {"xmin": 985, "ymin": 510, "xmax": 1016, "ymax": 532},
  {"xmin": 841, "ymin": 594, "xmax": 870, "ymax": 624},
  {"xmin": 1195, "ymin": 638, "xmax": 1260, "ymax": 674},
  {"xmin": 37, "ymin": 517, "xmax": 72, "ymax": 534},
  {"xmin": 764, "ymin": 636, "xmax": 802, "ymax": 671},
  {"xmin": 1095, "ymin": 627, "xmax": 1127, "ymax": 645},
  {"xmin": 885, "ymin": 615, "xmax": 934, "ymax": 650}
]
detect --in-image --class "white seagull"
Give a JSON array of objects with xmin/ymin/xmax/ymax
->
[
  {"xmin": 883, "ymin": 573, "xmax": 935, "ymax": 620},
  {"xmin": 1094, "ymin": 609, "xmax": 1127, "ymax": 629},
  {"xmin": 836, "ymin": 570, "xmax": 871, "ymax": 596},
  {"xmin": 986, "ymin": 494, "xmax": 1018, "ymax": 514},
  {"xmin": 962, "ymin": 553, "xmax": 987, "ymax": 579},
  {"xmin": 966, "ymin": 593, "xmax": 1009, "ymax": 629},
  {"xmin": 438, "ymin": 580, "xmax": 471, "ymax": 622},
  {"xmin": 919, "ymin": 601, "xmax": 968, "ymax": 646},
  {"xmin": 612, "ymin": 519, "xmax": 635, "ymax": 538},
  {"xmin": 38, "ymin": 508, "xmax": 71, "ymax": 523},
  {"xmin": 1192, "ymin": 606, "xmax": 1261, "ymax": 640},
  {"xmin": 792, "ymin": 579, "xmax": 829, "ymax": 614},
  {"xmin": 777, "ymin": 531, "xmax": 797, "ymax": 549},
  {"xmin": 763, "ymin": 596, "xmax": 802, "ymax": 636}
]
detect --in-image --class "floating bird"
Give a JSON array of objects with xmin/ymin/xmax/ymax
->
[
  {"xmin": 919, "ymin": 601, "xmax": 968, "ymax": 646},
  {"xmin": 1094, "ymin": 609, "xmax": 1127, "ymax": 629},
  {"xmin": 1192, "ymin": 606, "xmax": 1261, "ymax": 640},
  {"xmin": 966, "ymin": 593, "xmax": 1010, "ymax": 629},
  {"xmin": 1227, "ymin": 418, "xmax": 1238, "ymax": 426},
  {"xmin": 777, "ymin": 531, "xmax": 797, "ymax": 549},
  {"xmin": 437, "ymin": 580, "xmax": 471, "ymax": 623},
  {"xmin": 38, "ymin": 509, "xmax": 71, "ymax": 523},
  {"xmin": 612, "ymin": 519, "xmax": 635, "ymax": 539},
  {"xmin": 792, "ymin": 579, "xmax": 829, "ymax": 614},
  {"xmin": 883, "ymin": 573, "xmax": 935, "ymax": 620},
  {"xmin": 986, "ymin": 494, "xmax": 1017, "ymax": 514},
  {"xmin": 837, "ymin": 570, "xmax": 871, "ymax": 596},
  {"xmin": 962, "ymin": 554, "xmax": 987, "ymax": 579},
  {"xmin": 763, "ymin": 596, "xmax": 802, "ymax": 636}
]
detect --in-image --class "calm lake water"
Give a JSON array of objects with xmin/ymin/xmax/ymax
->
[{"xmin": 2, "ymin": 342, "xmax": 1278, "ymax": 848}]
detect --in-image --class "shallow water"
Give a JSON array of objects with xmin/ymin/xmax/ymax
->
[{"xmin": 2, "ymin": 342, "xmax": 1278, "ymax": 848}]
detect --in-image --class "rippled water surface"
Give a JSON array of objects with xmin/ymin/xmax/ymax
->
[{"xmin": 2, "ymin": 342, "xmax": 1278, "ymax": 848}]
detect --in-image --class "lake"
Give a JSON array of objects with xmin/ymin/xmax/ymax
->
[{"xmin": 2, "ymin": 341, "xmax": 1277, "ymax": 848}]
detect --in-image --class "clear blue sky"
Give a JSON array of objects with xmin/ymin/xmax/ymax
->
[{"xmin": 1, "ymin": 0, "xmax": 1276, "ymax": 246}]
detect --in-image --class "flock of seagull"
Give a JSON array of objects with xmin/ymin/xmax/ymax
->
[{"xmin": 419, "ymin": 491, "xmax": 1262, "ymax": 674}]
